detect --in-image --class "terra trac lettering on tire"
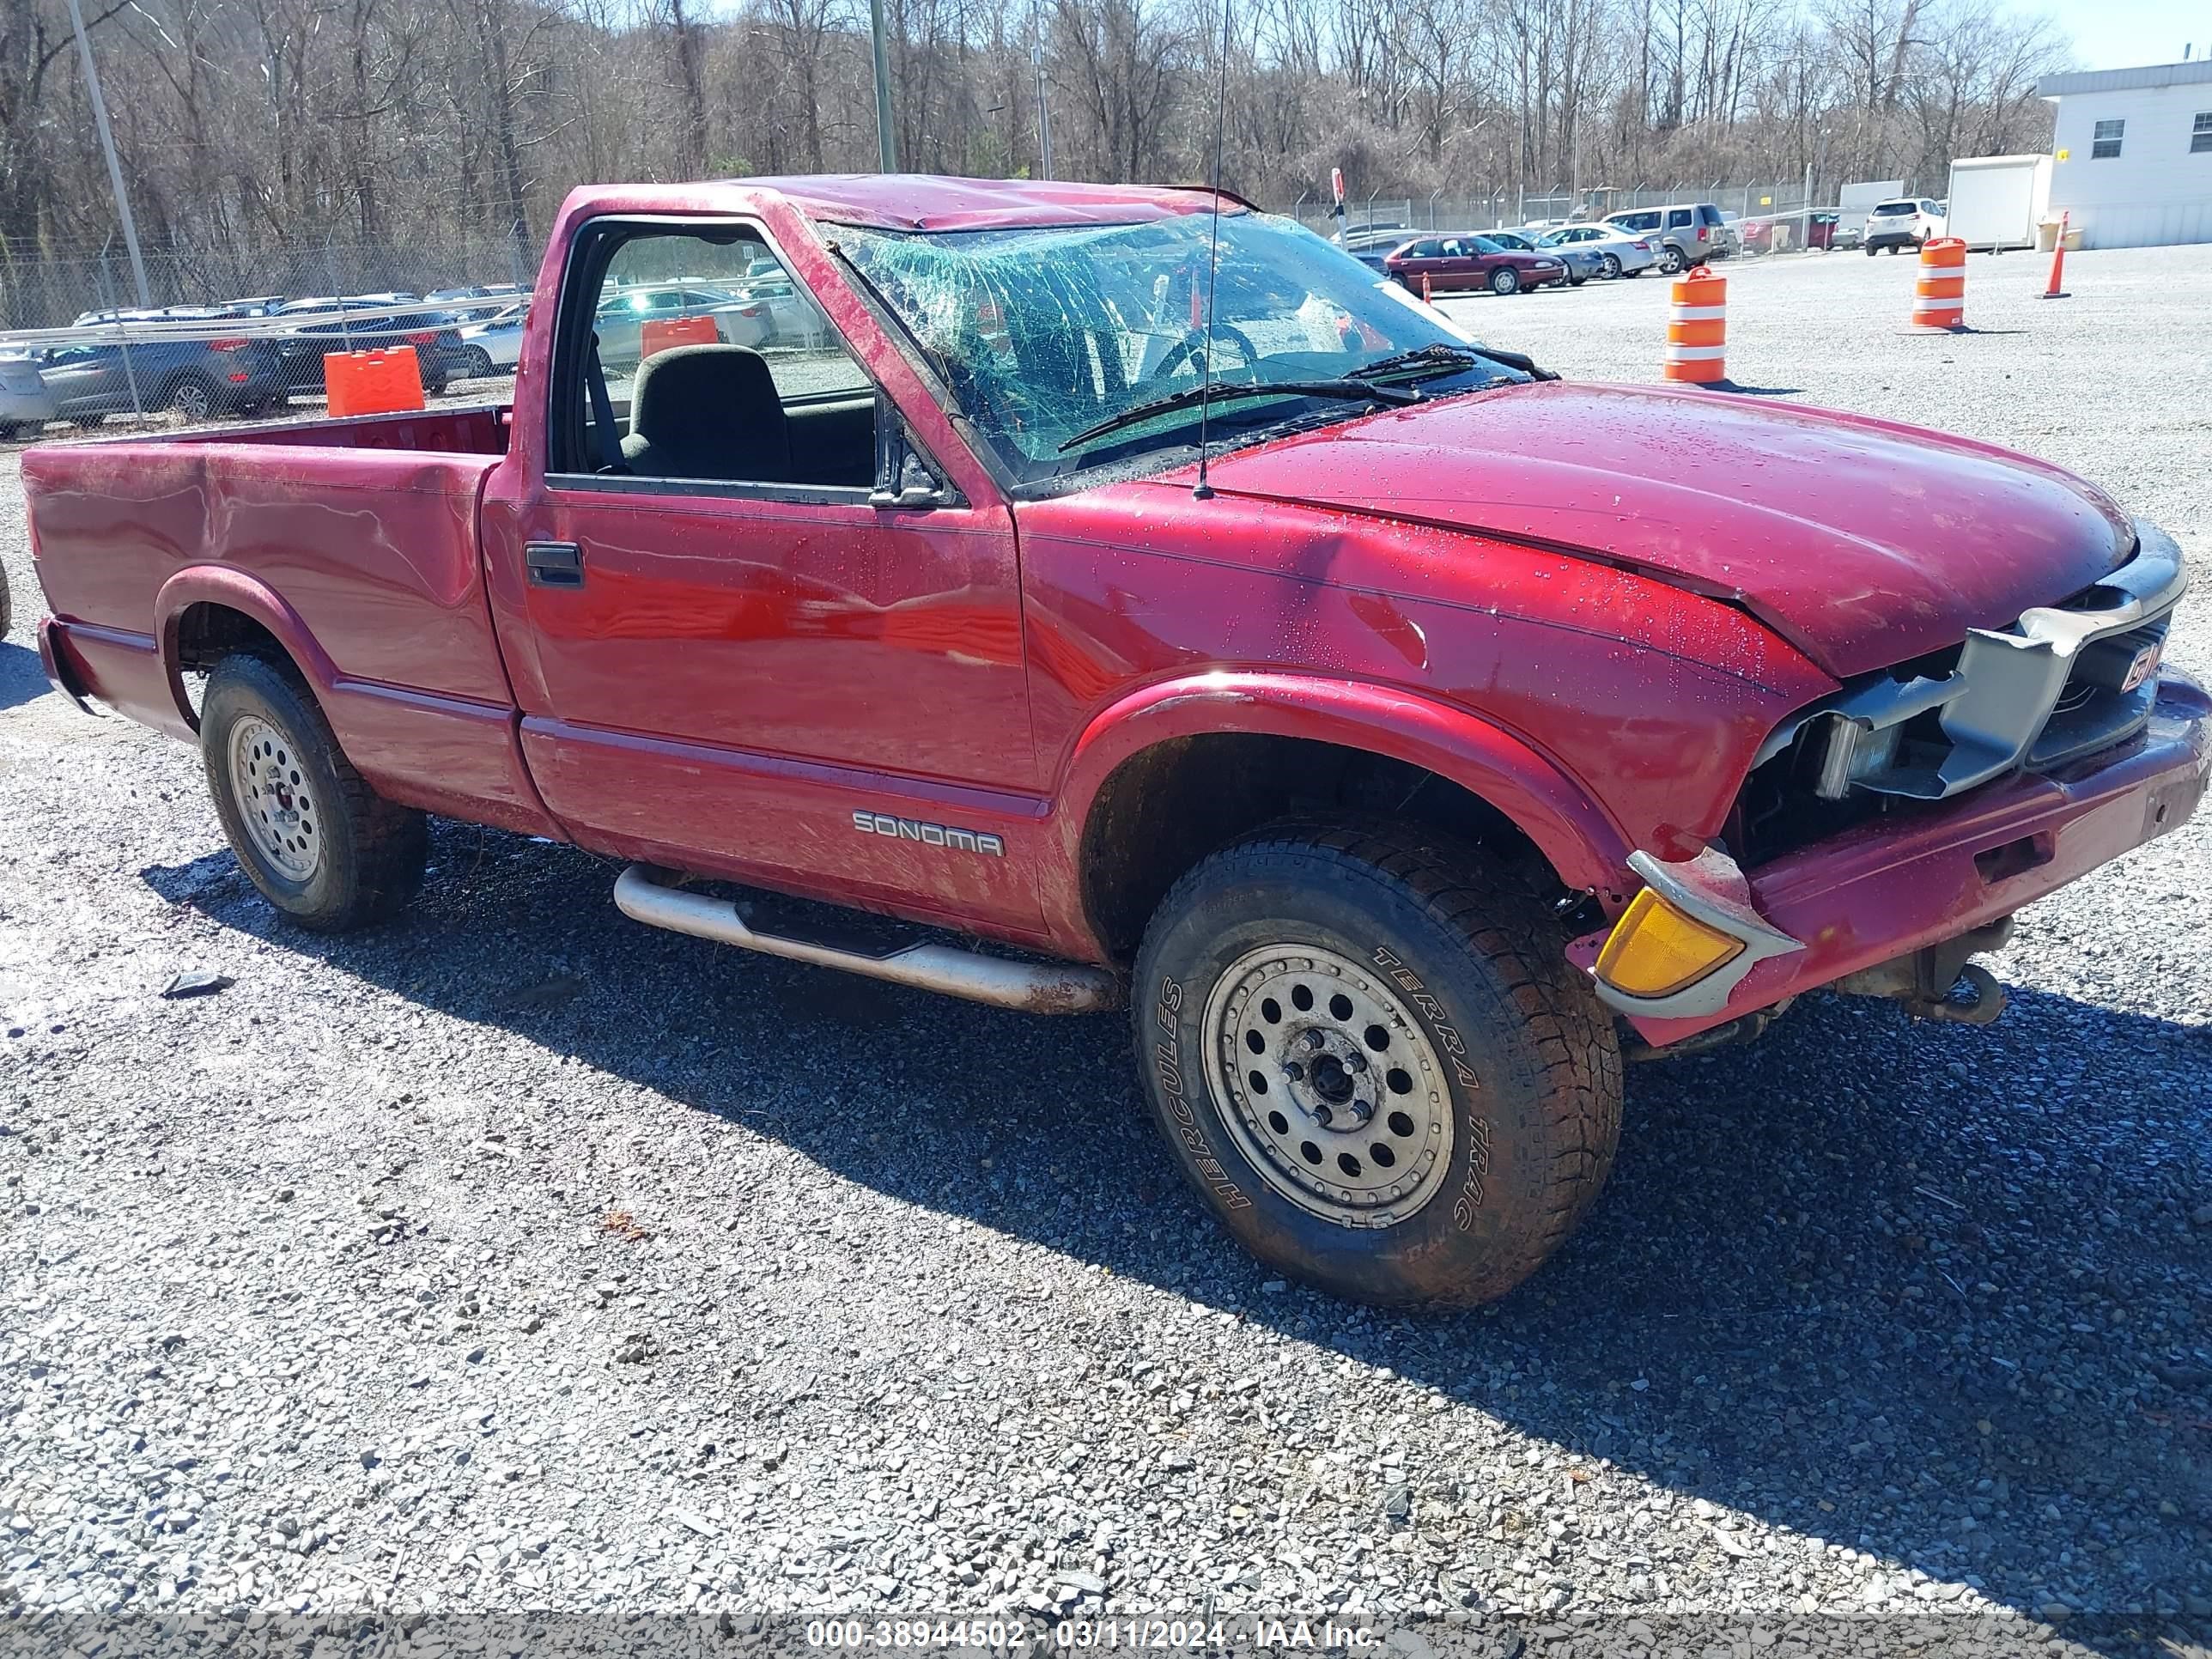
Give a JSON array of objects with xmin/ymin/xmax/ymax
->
[
  {"xmin": 1153, "ymin": 974, "xmax": 1251, "ymax": 1212},
  {"xmin": 1370, "ymin": 943, "xmax": 1493, "ymax": 1230}
]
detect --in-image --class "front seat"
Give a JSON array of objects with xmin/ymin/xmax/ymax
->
[{"xmin": 620, "ymin": 343, "xmax": 791, "ymax": 483}]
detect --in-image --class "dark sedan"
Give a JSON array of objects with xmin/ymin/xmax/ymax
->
[
  {"xmin": 38, "ymin": 310, "xmax": 289, "ymax": 426},
  {"xmin": 270, "ymin": 295, "xmax": 471, "ymax": 397},
  {"xmin": 1382, "ymin": 234, "xmax": 1568, "ymax": 296}
]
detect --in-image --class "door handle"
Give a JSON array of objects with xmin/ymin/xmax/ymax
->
[{"xmin": 525, "ymin": 541, "xmax": 584, "ymax": 588}]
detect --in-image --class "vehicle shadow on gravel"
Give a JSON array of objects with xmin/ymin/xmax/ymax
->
[
  {"xmin": 0, "ymin": 640, "xmax": 51, "ymax": 710},
  {"xmin": 143, "ymin": 823, "xmax": 2212, "ymax": 1639}
]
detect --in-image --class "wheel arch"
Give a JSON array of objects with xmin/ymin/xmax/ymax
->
[
  {"xmin": 1048, "ymin": 672, "xmax": 1633, "ymax": 961},
  {"xmin": 155, "ymin": 568, "xmax": 339, "ymax": 733}
]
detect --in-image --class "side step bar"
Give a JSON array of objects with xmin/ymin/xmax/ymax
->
[{"xmin": 612, "ymin": 865, "xmax": 1122, "ymax": 1016}]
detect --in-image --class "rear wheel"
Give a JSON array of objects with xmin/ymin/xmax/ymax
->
[
  {"xmin": 1659, "ymin": 245, "xmax": 1685, "ymax": 274},
  {"xmin": 167, "ymin": 372, "xmax": 218, "ymax": 422},
  {"xmin": 201, "ymin": 652, "xmax": 428, "ymax": 932},
  {"xmin": 1600, "ymin": 253, "xmax": 1622, "ymax": 279},
  {"xmin": 462, "ymin": 345, "xmax": 495, "ymax": 380},
  {"xmin": 1133, "ymin": 822, "xmax": 1623, "ymax": 1307},
  {"xmin": 1489, "ymin": 267, "xmax": 1520, "ymax": 296}
]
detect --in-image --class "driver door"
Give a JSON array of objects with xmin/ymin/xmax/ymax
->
[{"xmin": 482, "ymin": 216, "xmax": 1042, "ymax": 931}]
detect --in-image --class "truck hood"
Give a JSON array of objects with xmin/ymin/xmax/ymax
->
[{"xmin": 1184, "ymin": 380, "xmax": 2136, "ymax": 678}]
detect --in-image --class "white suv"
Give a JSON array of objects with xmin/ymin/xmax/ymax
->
[{"xmin": 1863, "ymin": 198, "xmax": 1948, "ymax": 255}]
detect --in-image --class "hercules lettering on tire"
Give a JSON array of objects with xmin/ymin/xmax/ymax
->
[{"xmin": 1132, "ymin": 821, "xmax": 1623, "ymax": 1307}]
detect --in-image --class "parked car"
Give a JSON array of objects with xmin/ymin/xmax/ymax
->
[
  {"xmin": 270, "ymin": 295, "xmax": 471, "ymax": 397},
  {"xmin": 36, "ymin": 311, "xmax": 290, "ymax": 426},
  {"xmin": 1384, "ymin": 234, "xmax": 1569, "ymax": 295},
  {"xmin": 1864, "ymin": 198, "xmax": 1948, "ymax": 255},
  {"xmin": 457, "ymin": 301, "xmax": 530, "ymax": 378},
  {"xmin": 1738, "ymin": 216, "xmax": 1776, "ymax": 254},
  {"xmin": 591, "ymin": 283, "xmax": 774, "ymax": 367},
  {"xmin": 0, "ymin": 352, "xmax": 57, "ymax": 440},
  {"xmin": 1601, "ymin": 203, "xmax": 1737, "ymax": 270},
  {"xmin": 1336, "ymin": 227, "xmax": 1409, "ymax": 274},
  {"xmin": 25, "ymin": 177, "xmax": 2204, "ymax": 1311},
  {"xmin": 1489, "ymin": 228, "xmax": 1601, "ymax": 285},
  {"xmin": 1537, "ymin": 222, "xmax": 1657, "ymax": 278}
]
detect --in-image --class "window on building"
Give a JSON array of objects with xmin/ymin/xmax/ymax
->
[
  {"xmin": 2193, "ymin": 112, "xmax": 2212, "ymax": 154},
  {"xmin": 2091, "ymin": 118, "xmax": 2124, "ymax": 160}
]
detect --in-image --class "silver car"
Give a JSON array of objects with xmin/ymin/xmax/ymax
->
[
  {"xmin": 1537, "ymin": 222, "xmax": 1659, "ymax": 279},
  {"xmin": 0, "ymin": 354, "xmax": 56, "ymax": 441},
  {"xmin": 591, "ymin": 283, "xmax": 771, "ymax": 368},
  {"xmin": 458, "ymin": 301, "xmax": 530, "ymax": 378}
]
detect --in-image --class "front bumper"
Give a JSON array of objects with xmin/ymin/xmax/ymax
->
[{"xmin": 1570, "ymin": 669, "xmax": 2212, "ymax": 1046}]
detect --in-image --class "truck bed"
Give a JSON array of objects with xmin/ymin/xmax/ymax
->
[{"xmin": 26, "ymin": 401, "xmax": 554, "ymax": 836}]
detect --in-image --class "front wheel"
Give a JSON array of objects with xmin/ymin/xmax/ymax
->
[
  {"xmin": 1489, "ymin": 267, "xmax": 1520, "ymax": 296},
  {"xmin": 1567, "ymin": 269, "xmax": 1588, "ymax": 287},
  {"xmin": 1133, "ymin": 823, "xmax": 1623, "ymax": 1307},
  {"xmin": 202, "ymin": 652, "xmax": 428, "ymax": 931}
]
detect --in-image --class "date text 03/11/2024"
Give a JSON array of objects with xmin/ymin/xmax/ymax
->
[{"xmin": 804, "ymin": 1619, "xmax": 1386, "ymax": 1650}]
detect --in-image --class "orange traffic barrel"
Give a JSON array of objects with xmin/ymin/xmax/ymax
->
[
  {"xmin": 324, "ymin": 346, "xmax": 425, "ymax": 418},
  {"xmin": 1663, "ymin": 265, "xmax": 1726, "ymax": 384},
  {"xmin": 1912, "ymin": 238, "xmax": 1967, "ymax": 330}
]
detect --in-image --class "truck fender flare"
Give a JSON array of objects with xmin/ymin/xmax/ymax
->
[
  {"xmin": 1047, "ymin": 672, "xmax": 1635, "ymax": 932},
  {"xmin": 152, "ymin": 567, "xmax": 342, "ymax": 732}
]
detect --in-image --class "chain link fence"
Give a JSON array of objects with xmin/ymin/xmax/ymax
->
[
  {"xmin": 1285, "ymin": 180, "xmax": 1826, "ymax": 240},
  {"xmin": 0, "ymin": 228, "xmax": 539, "ymax": 333}
]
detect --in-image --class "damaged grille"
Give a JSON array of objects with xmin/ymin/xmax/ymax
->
[{"xmin": 1734, "ymin": 519, "xmax": 2187, "ymax": 865}]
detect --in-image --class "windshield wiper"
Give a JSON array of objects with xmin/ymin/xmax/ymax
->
[
  {"xmin": 1058, "ymin": 378, "xmax": 1416, "ymax": 454},
  {"xmin": 1351, "ymin": 341, "xmax": 1559, "ymax": 384}
]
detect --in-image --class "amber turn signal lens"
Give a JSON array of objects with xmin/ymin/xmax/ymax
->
[{"xmin": 1594, "ymin": 889, "xmax": 1745, "ymax": 999}]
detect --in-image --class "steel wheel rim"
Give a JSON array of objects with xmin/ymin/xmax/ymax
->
[
  {"xmin": 1203, "ymin": 944, "xmax": 1455, "ymax": 1229},
  {"xmin": 228, "ymin": 714, "xmax": 321, "ymax": 883}
]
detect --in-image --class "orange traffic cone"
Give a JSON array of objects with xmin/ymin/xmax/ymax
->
[
  {"xmin": 1662, "ymin": 265, "xmax": 1726, "ymax": 384},
  {"xmin": 2040, "ymin": 211, "xmax": 2071, "ymax": 300},
  {"xmin": 1911, "ymin": 238, "xmax": 1967, "ymax": 331}
]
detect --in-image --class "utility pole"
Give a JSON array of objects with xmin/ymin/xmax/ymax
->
[
  {"xmin": 868, "ymin": 0, "xmax": 898, "ymax": 173},
  {"xmin": 1033, "ymin": 39, "xmax": 1054, "ymax": 179},
  {"xmin": 64, "ymin": 0, "xmax": 149, "ymax": 307}
]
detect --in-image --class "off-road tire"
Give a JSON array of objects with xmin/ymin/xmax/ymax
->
[
  {"xmin": 201, "ymin": 651, "xmax": 427, "ymax": 932},
  {"xmin": 1133, "ymin": 821, "xmax": 1623, "ymax": 1307}
]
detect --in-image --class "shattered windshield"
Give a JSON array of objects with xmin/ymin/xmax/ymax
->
[{"xmin": 839, "ymin": 211, "xmax": 1516, "ymax": 483}]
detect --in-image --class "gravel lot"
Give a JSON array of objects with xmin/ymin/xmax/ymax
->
[{"xmin": 3, "ymin": 246, "xmax": 2209, "ymax": 1657}]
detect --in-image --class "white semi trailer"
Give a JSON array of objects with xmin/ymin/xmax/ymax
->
[{"xmin": 1946, "ymin": 154, "xmax": 2053, "ymax": 251}]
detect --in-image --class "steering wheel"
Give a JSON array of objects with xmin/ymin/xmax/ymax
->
[{"xmin": 1146, "ymin": 323, "xmax": 1262, "ymax": 387}]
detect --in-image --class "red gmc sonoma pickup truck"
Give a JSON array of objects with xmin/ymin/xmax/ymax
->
[{"xmin": 25, "ymin": 177, "xmax": 2207, "ymax": 1307}]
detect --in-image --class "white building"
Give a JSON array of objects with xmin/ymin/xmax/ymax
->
[{"xmin": 2037, "ymin": 58, "xmax": 2212, "ymax": 247}]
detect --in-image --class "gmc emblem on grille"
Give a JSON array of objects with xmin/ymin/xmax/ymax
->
[
  {"xmin": 2121, "ymin": 641, "xmax": 2164, "ymax": 693},
  {"xmin": 851, "ymin": 810, "xmax": 1006, "ymax": 858}
]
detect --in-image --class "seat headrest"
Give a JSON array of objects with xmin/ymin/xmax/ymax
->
[{"xmin": 629, "ymin": 343, "xmax": 778, "ymax": 445}]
